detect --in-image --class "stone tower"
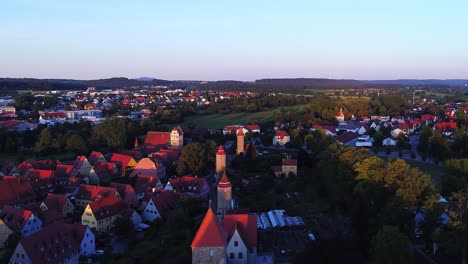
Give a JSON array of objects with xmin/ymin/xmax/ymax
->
[
  {"xmin": 236, "ymin": 128, "xmax": 244, "ymax": 155},
  {"xmin": 191, "ymin": 208, "xmax": 227, "ymax": 264},
  {"xmin": 217, "ymin": 172, "xmax": 232, "ymax": 217},
  {"xmin": 215, "ymin": 145, "xmax": 226, "ymax": 174},
  {"xmin": 170, "ymin": 126, "xmax": 184, "ymax": 148}
]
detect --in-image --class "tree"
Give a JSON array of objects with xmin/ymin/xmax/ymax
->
[
  {"xmin": 369, "ymin": 226, "xmax": 413, "ymax": 264},
  {"xmin": 65, "ymin": 134, "xmax": 88, "ymax": 155},
  {"xmin": 177, "ymin": 143, "xmax": 207, "ymax": 176},
  {"xmin": 429, "ymin": 130, "xmax": 451, "ymax": 162},
  {"xmin": 418, "ymin": 125, "xmax": 432, "ymax": 154},
  {"xmin": 34, "ymin": 127, "xmax": 53, "ymax": 155},
  {"xmin": 97, "ymin": 117, "xmax": 127, "ymax": 150}
]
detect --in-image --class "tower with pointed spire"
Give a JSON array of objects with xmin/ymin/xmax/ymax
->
[
  {"xmin": 134, "ymin": 138, "xmax": 139, "ymax": 148},
  {"xmin": 217, "ymin": 172, "xmax": 232, "ymax": 217},
  {"xmin": 236, "ymin": 128, "xmax": 244, "ymax": 155},
  {"xmin": 191, "ymin": 208, "xmax": 227, "ymax": 264},
  {"xmin": 215, "ymin": 145, "xmax": 226, "ymax": 174}
]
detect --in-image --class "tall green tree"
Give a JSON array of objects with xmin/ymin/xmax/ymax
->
[
  {"xmin": 177, "ymin": 143, "xmax": 207, "ymax": 176},
  {"xmin": 65, "ymin": 134, "xmax": 88, "ymax": 155},
  {"xmin": 369, "ymin": 226, "xmax": 413, "ymax": 264},
  {"xmin": 97, "ymin": 117, "xmax": 127, "ymax": 150},
  {"xmin": 34, "ymin": 127, "xmax": 53, "ymax": 155}
]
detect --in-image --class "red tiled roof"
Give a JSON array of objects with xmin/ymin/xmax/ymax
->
[
  {"xmin": 133, "ymin": 175, "xmax": 160, "ymax": 194},
  {"xmin": 93, "ymin": 161, "xmax": 116, "ymax": 175},
  {"xmin": 109, "ymin": 182, "xmax": 135, "ymax": 200},
  {"xmin": 144, "ymin": 131, "xmax": 170, "ymax": 146},
  {"xmin": 28, "ymin": 169, "xmax": 54, "ymax": 179},
  {"xmin": 88, "ymin": 151, "xmax": 105, "ymax": 165},
  {"xmin": 55, "ymin": 164, "xmax": 74, "ymax": 179},
  {"xmin": 130, "ymin": 158, "xmax": 158, "ymax": 177},
  {"xmin": 18, "ymin": 224, "xmax": 84, "ymax": 264},
  {"xmin": 155, "ymin": 148, "xmax": 180, "ymax": 162},
  {"xmin": 76, "ymin": 185, "xmax": 117, "ymax": 201},
  {"xmin": 223, "ymin": 213, "xmax": 257, "ymax": 248},
  {"xmin": 0, "ymin": 177, "xmax": 36, "ymax": 207},
  {"xmin": 282, "ymin": 159, "xmax": 297, "ymax": 166},
  {"xmin": 0, "ymin": 205, "xmax": 32, "ymax": 231},
  {"xmin": 147, "ymin": 189, "xmax": 178, "ymax": 219},
  {"xmin": 41, "ymin": 112, "xmax": 66, "ymax": 119},
  {"xmin": 435, "ymin": 122, "xmax": 457, "ymax": 132},
  {"xmin": 88, "ymin": 195, "xmax": 128, "ymax": 221},
  {"xmin": 216, "ymin": 145, "xmax": 225, "ymax": 156},
  {"xmin": 244, "ymin": 125, "xmax": 260, "ymax": 131},
  {"xmin": 191, "ymin": 208, "xmax": 226, "ymax": 248},
  {"xmin": 0, "ymin": 120, "xmax": 24, "ymax": 127},
  {"xmin": 109, "ymin": 153, "xmax": 134, "ymax": 170},
  {"xmin": 169, "ymin": 175, "xmax": 209, "ymax": 199},
  {"xmin": 275, "ymin": 130, "xmax": 289, "ymax": 139},
  {"xmin": 217, "ymin": 172, "xmax": 231, "ymax": 189}
]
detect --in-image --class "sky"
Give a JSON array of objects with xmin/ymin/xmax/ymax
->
[{"xmin": 1, "ymin": 0, "xmax": 467, "ymax": 81}]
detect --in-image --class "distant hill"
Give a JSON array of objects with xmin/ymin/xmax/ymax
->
[
  {"xmin": 0, "ymin": 77, "xmax": 185, "ymax": 91},
  {"xmin": 134, "ymin": 77, "xmax": 155, "ymax": 82},
  {"xmin": 363, "ymin": 79, "xmax": 468, "ymax": 87}
]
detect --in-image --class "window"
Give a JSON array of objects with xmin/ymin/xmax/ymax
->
[
  {"xmin": 209, "ymin": 249, "xmax": 214, "ymax": 257},
  {"xmin": 234, "ymin": 241, "xmax": 238, "ymax": 247},
  {"xmin": 238, "ymin": 252, "xmax": 243, "ymax": 259},
  {"xmin": 230, "ymin": 253, "xmax": 234, "ymax": 259}
]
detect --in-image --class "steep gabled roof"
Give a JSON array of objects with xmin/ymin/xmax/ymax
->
[
  {"xmin": 88, "ymin": 151, "xmax": 105, "ymax": 165},
  {"xmin": 76, "ymin": 185, "xmax": 117, "ymax": 201},
  {"xmin": 18, "ymin": 223, "xmax": 86, "ymax": 264},
  {"xmin": 109, "ymin": 182, "xmax": 135, "ymax": 200},
  {"xmin": 130, "ymin": 158, "xmax": 158, "ymax": 177},
  {"xmin": 223, "ymin": 213, "xmax": 257, "ymax": 248},
  {"xmin": 275, "ymin": 130, "xmax": 289, "ymax": 139},
  {"xmin": 191, "ymin": 208, "xmax": 226, "ymax": 248},
  {"xmin": 147, "ymin": 189, "xmax": 178, "ymax": 219},
  {"xmin": 88, "ymin": 195, "xmax": 128, "ymax": 221},
  {"xmin": 54, "ymin": 164, "xmax": 74, "ymax": 178},
  {"xmin": 282, "ymin": 159, "xmax": 297, "ymax": 166},
  {"xmin": 0, "ymin": 205, "xmax": 33, "ymax": 231},
  {"xmin": 0, "ymin": 177, "xmax": 36, "ymax": 207},
  {"xmin": 144, "ymin": 131, "xmax": 170, "ymax": 146},
  {"xmin": 109, "ymin": 153, "xmax": 134, "ymax": 170},
  {"xmin": 133, "ymin": 175, "xmax": 161, "ymax": 194}
]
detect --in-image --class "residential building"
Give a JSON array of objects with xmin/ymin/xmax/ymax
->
[
  {"xmin": 37, "ymin": 193, "xmax": 74, "ymax": 225},
  {"xmin": 0, "ymin": 218, "xmax": 14, "ymax": 248},
  {"xmin": 0, "ymin": 177, "xmax": 36, "ymax": 208},
  {"xmin": 8, "ymin": 223, "xmax": 95, "ymax": 264},
  {"xmin": 0, "ymin": 205, "xmax": 42, "ymax": 236},
  {"xmin": 141, "ymin": 189, "xmax": 178, "ymax": 222},
  {"xmin": 273, "ymin": 131, "xmax": 290, "ymax": 146},
  {"xmin": 109, "ymin": 153, "xmax": 137, "ymax": 177},
  {"xmin": 191, "ymin": 208, "xmax": 258, "ymax": 264},
  {"xmin": 170, "ymin": 126, "xmax": 184, "ymax": 148},
  {"xmin": 272, "ymin": 159, "xmax": 298, "ymax": 177},
  {"xmin": 73, "ymin": 156, "xmax": 92, "ymax": 177},
  {"xmin": 81, "ymin": 195, "xmax": 128, "ymax": 232},
  {"xmin": 169, "ymin": 175, "xmax": 209, "ymax": 200},
  {"xmin": 110, "ymin": 182, "xmax": 138, "ymax": 207},
  {"xmin": 88, "ymin": 161, "xmax": 117, "ymax": 185},
  {"xmin": 75, "ymin": 185, "xmax": 120, "ymax": 208}
]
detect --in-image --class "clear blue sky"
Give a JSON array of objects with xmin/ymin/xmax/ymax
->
[{"xmin": 1, "ymin": 0, "xmax": 467, "ymax": 81}]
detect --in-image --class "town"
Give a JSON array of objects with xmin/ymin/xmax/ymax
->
[{"xmin": 0, "ymin": 81, "xmax": 467, "ymax": 263}]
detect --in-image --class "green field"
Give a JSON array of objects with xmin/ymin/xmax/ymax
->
[
  {"xmin": 181, "ymin": 105, "xmax": 306, "ymax": 129},
  {"xmin": 405, "ymin": 160, "xmax": 445, "ymax": 187}
]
